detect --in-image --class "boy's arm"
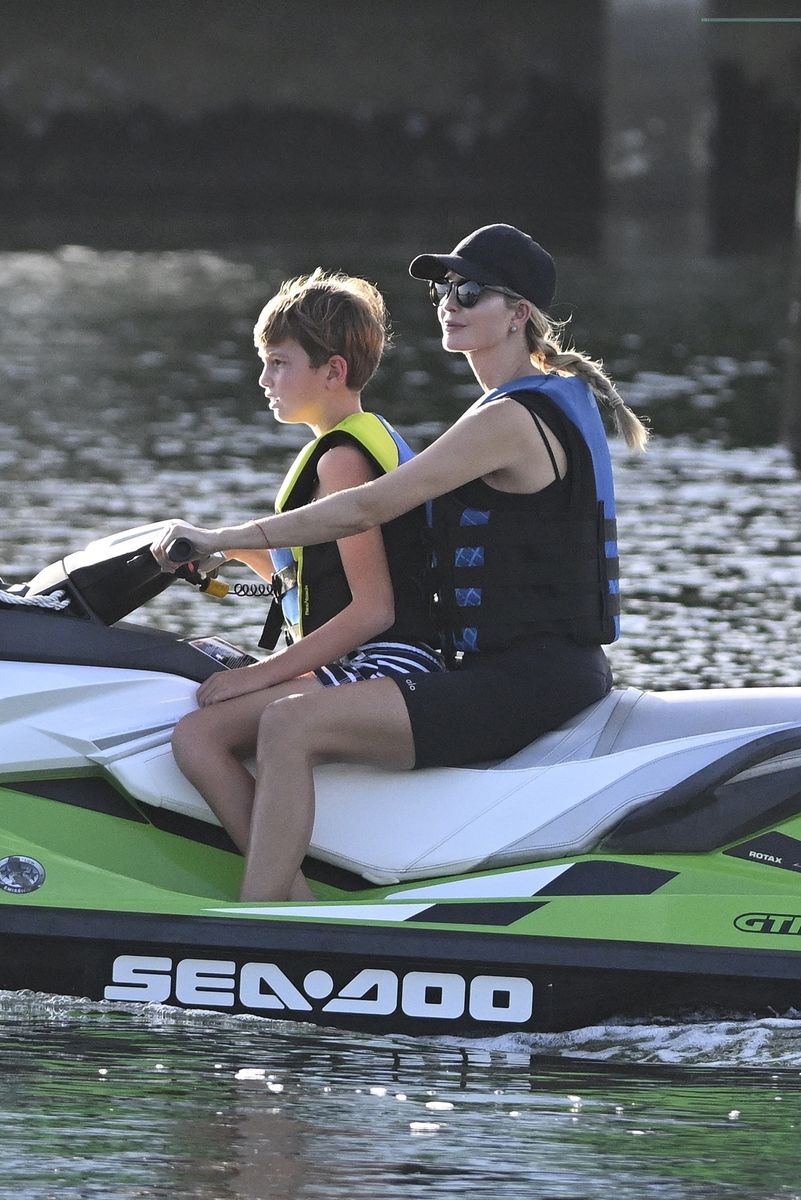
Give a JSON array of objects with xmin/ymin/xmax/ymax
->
[
  {"xmin": 224, "ymin": 548, "xmax": 275, "ymax": 579},
  {"xmin": 196, "ymin": 443, "xmax": 396, "ymax": 706}
]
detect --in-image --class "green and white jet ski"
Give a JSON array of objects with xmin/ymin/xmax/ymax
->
[{"xmin": 2, "ymin": 525, "xmax": 801, "ymax": 1036}]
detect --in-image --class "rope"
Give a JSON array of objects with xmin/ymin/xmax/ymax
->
[{"xmin": 0, "ymin": 588, "xmax": 71, "ymax": 610}]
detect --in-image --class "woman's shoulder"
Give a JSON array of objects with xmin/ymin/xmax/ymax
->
[
  {"xmin": 500, "ymin": 379, "xmax": 592, "ymax": 434},
  {"xmin": 495, "ymin": 373, "xmax": 590, "ymax": 405}
]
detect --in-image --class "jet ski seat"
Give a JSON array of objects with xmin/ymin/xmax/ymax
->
[
  {"xmin": 60, "ymin": 669, "xmax": 801, "ymax": 887},
  {"xmin": 304, "ymin": 686, "xmax": 801, "ymax": 883},
  {"xmin": 497, "ymin": 686, "xmax": 801, "ymax": 769}
]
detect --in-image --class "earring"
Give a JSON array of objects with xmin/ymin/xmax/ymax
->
[{"xmin": 510, "ymin": 324, "xmax": 518, "ymax": 334}]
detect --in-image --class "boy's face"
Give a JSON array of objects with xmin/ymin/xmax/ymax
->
[{"xmin": 257, "ymin": 339, "xmax": 327, "ymax": 425}]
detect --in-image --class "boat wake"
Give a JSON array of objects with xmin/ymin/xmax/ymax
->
[
  {"xmin": 452, "ymin": 1011, "xmax": 801, "ymax": 1067},
  {"xmin": 3, "ymin": 989, "xmax": 801, "ymax": 1071}
]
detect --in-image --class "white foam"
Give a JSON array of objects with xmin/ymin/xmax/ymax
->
[{"xmin": 446, "ymin": 1011, "xmax": 801, "ymax": 1067}]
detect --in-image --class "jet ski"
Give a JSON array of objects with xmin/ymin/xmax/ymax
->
[{"xmin": 3, "ymin": 525, "xmax": 801, "ymax": 1036}]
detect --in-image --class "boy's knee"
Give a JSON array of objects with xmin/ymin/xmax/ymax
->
[
  {"xmin": 257, "ymin": 692, "xmax": 316, "ymax": 753},
  {"xmin": 172, "ymin": 707, "xmax": 224, "ymax": 769},
  {"xmin": 171, "ymin": 710, "xmax": 200, "ymax": 766}
]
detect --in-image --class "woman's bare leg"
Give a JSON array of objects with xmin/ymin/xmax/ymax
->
[
  {"xmin": 241, "ymin": 677, "xmax": 415, "ymax": 902},
  {"xmin": 171, "ymin": 677, "xmax": 323, "ymax": 852}
]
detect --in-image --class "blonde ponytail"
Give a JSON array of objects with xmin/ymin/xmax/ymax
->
[{"xmin": 522, "ymin": 306, "xmax": 649, "ymax": 453}]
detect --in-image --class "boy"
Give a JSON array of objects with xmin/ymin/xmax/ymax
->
[{"xmin": 170, "ymin": 270, "xmax": 440, "ymax": 875}]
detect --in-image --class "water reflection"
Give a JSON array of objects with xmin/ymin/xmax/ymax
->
[{"xmin": 3, "ymin": 995, "xmax": 801, "ymax": 1199}]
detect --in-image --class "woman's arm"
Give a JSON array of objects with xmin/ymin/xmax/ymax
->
[
  {"xmin": 195, "ymin": 444, "xmax": 396, "ymax": 705},
  {"xmin": 152, "ymin": 398, "xmax": 553, "ymax": 565}
]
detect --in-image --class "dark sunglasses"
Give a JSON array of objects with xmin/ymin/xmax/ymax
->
[{"xmin": 429, "ymin": 278, "xmax": 519, "ymax": 309}]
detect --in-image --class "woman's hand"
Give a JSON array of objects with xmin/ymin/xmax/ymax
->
[{"xmin": 151, "ymin": 522, "xmax": 222, "ymax": 571}]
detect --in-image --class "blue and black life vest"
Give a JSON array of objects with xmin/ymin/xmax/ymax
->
[
  {"xmin": 428, "ymin": 374, "xmax": 620, "ymax": 656},
  {"xmin": 262, "ymin": 411, "xmax": 431, "ymax": 648}
]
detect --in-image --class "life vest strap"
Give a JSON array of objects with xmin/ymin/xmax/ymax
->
[
  {"xmin": 269, "ymin": 563, "xmax": 297, "ymax": 599},
  {"xmin": 251, "ymin": 565, "xmax": 298, "ymax": 651}
]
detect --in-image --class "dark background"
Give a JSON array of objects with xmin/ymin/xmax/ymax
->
[{"xmin": 1, "ymin": 0, "xmax": 800, "ymax": 254}]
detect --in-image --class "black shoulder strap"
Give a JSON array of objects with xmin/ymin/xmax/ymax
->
[{"xmin": 529, "ymin": 410, "xmax": 562, "ymax": 482}]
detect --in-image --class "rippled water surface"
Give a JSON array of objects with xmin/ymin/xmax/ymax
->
[
  {"xmin": 3, "ymin": 241, "xmax": 801, "ymax": 1196},
  {"xmin": 3, "ymin": 994, "xmax": 801, "ymax": 1200},
  {"xmin": 2, "ymin": 243, "xmax": 800, "ymax": 691}
]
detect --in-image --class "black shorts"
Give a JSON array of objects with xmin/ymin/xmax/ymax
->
[{"xmin": 393, "ymin": 634, "xmax": 613, "ymax": 768}]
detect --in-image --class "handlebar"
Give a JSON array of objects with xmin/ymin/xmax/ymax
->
[
  {"xmin": 166, "ymin": 538, "xmax": 196, "ymax": 564},
  {"xmin": 163, "ymin": 538, "xmax": 230, "ymax": 599}
]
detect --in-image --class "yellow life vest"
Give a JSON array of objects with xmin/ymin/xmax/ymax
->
[{"xmin": 268, "ymin": 411, "xmax": 415, "ymax": 643}]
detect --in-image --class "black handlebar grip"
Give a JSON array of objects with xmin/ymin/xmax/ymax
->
[{"xmin": 166, "ymin": 538, "xmax": 196, "ymax": 564}]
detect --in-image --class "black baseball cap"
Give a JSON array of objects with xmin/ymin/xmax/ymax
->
[{"xmin": 409, "ymin": 223, "xmax": 556, "ymax": 310}]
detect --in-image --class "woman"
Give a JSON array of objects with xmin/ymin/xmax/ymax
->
[{"xmin": 153, "ymin": 223, "xmax": 648, "ymax": 902}]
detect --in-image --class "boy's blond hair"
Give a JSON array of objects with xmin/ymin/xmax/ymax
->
[{"xmin": 254, "ymin": 268, "xmax": 389, "ymax": 392}]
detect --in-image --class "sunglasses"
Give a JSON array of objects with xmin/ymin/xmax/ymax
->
[{"xmin": 429, "ymin": 278, "xmax": 519, "ymax": 309}]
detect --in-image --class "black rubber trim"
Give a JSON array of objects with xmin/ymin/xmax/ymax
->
[
  {"xmin": 0, "ymin": 775, "xmax": 374, "ymax": 874},
  {"xmin": 602, "ymin": 726, "xmax": 801, "ymax": 853},
  {"xmin": 142, "ymin": 805, "xmax": 239, "ymax": 852},
  {"xmin": 3, "ymin": 905, "xmax": 801, "ymax": 982},
  {"xmin": 0, "ymin": 775, "xmax": 241, "ymax": 851},
  {"xmin": 2, "ymin": 776, "xmax": 147, "ymax": 822},
  {"xmin": 0, "ymin": 608, "xmax": 221, "ymax": 681},
  {"xmin": 301, "ymin": 858, "xmax": 376, "ymax": 892}
]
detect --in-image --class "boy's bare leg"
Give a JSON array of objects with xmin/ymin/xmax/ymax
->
[
  {"xmin": 171, "ymin": 677, "xmax": 324, "ymax": 852},
  {"xmin": 242, "ymin": 677, "xmax": 415, "ymax": 901}
]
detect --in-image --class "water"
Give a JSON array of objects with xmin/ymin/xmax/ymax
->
[
  {"xmin": 3, "ymin": 995, "xmax": 801, "ymax": 1200},
  {"xmin": 3, "ymin": 237, "xmax": 801, "ymax": 1196}
]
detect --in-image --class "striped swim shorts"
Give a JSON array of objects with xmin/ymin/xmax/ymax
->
[{"xmin": 314, "ymin": 640, "xmax": 444, "ymax": 687}]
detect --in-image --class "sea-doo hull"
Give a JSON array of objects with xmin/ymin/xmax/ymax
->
[
  {"xmin": 3, "ymin": 871, "xmax": 801, "ymax": 1035},
  {"xmin": 2, "ymin": 775, "xmax": 801, "ymax": 1035},
  {"xmin": 3, "ymin": 526, "xmax": 801, "ymax": 1034},
  {"xmin": 2, "ymin": 912, "xmax": 800, "ymax": 1037}
]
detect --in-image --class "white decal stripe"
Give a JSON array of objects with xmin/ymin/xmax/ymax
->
[
  {"xmin": 204, "ymin": 902, "xmax": 434, "ymax": 922},
  {"xmin": 205, "ymin": 865, "xmax": 575, "ymax": 920},
  {"xmin": 385, "ymin": 863, "xmax": 575, "ymax": 901}
]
